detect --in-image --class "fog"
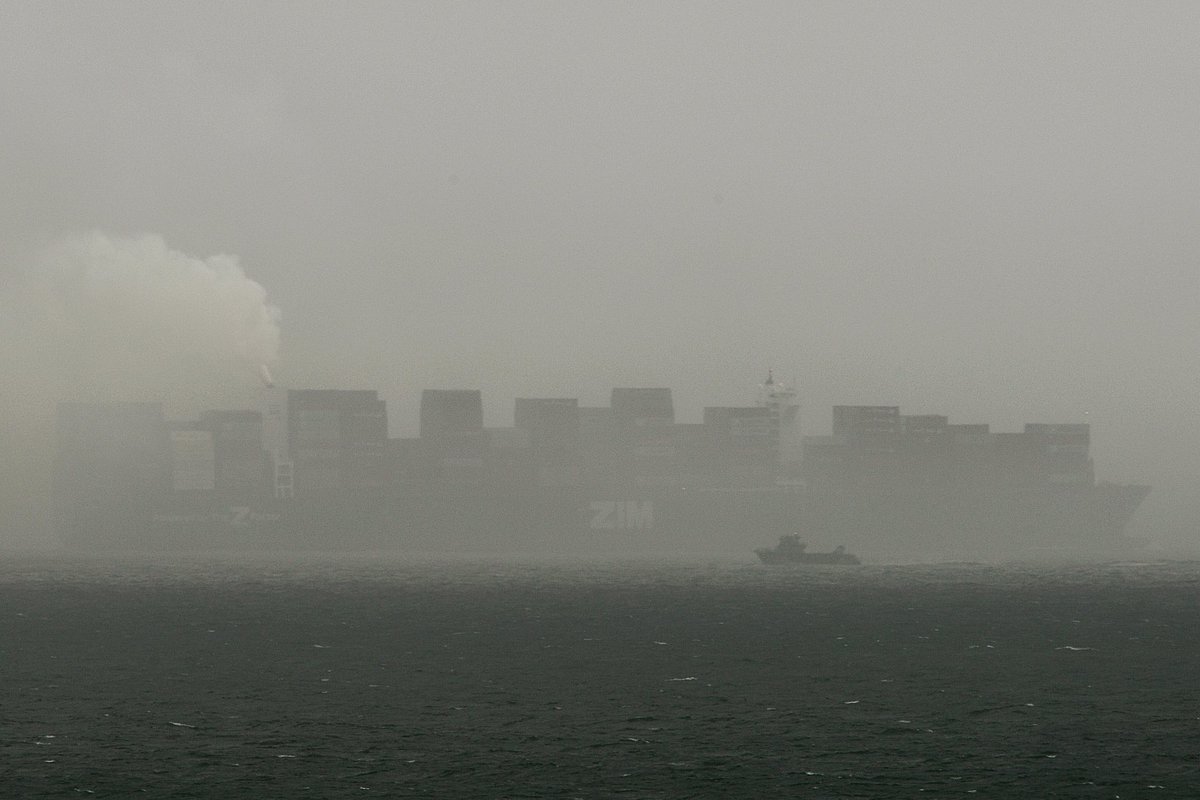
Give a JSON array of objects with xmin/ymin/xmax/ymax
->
[{"xmin": 2, "ymin": 3, "xmax": 1197, "ymax": 552}]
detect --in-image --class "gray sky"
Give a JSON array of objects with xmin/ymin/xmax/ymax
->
[{"xmin": 2, "ymin": 2, "xmax": 1197, "ymax": 546}]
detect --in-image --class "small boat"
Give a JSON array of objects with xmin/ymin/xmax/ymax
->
[{"xmin": 755, "ymin": 533, "xmax": 860, "ymax": 565}]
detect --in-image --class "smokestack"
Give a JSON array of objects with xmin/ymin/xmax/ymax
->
[{"xmin": 259, "ymin": 363, "xmax": 275, "ymax": 388}]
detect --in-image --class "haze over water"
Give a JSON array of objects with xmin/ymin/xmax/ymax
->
[{"xmin": 3, "ymin": 5, "xmax": 1197, "ymax": 795}]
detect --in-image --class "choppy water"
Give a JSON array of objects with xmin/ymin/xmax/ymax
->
[{"xmin": 2, "ymin": 554, "xmax": 1198, "ymax": 798}]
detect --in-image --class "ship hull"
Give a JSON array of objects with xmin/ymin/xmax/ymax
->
[
  {"xmin": 55, "ymin": 482, "xmax": 1150, "ymax": 560},
  {"xmin": 794, "ymin": 482, "xmax": 1151, "ymax": 561}
]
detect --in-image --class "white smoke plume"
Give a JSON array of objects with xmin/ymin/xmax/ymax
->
[
  {"xmin": 40, "ymin": 231, "xmax": 280, "ymax": 373},
  {"xmin": 8, "ymin": 230, "xmax": 282, "ymax": 410}
]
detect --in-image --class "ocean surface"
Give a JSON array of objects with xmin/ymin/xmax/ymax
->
[{"xmin": 2, "ymin": 553, "xmax": 1197, "ymax": 798}]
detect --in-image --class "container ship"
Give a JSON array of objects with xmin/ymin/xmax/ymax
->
[{"xmin": 51, "ymin": 375, "xmax": 1149, "ymax": 560}]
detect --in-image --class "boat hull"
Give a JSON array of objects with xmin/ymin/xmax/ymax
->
[{"xmin": 755, "ymin": 550, "xmax": 861, "ymax": 565}]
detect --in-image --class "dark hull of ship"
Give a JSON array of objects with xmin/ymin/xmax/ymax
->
[
  {"xmin": 55, "ymin": 482, "xmax": 1151, "ymax": 560},
  {"xmin": 756, "ymin": 550, "xmax": 861, "ymax": 565}
]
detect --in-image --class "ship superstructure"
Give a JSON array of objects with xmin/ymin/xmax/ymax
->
[{"xmin": 757, "ymin": 370, "xmax": 801, "ymax": 484}]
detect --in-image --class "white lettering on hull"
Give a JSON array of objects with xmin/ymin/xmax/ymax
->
[{"xmin": 588, "ymin": 501, "xmax": 654, "ymax": 531}]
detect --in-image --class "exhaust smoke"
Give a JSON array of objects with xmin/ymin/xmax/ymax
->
[{"xmin": 29, "ymin": 230, "xmax": 282, "ymax": 401}]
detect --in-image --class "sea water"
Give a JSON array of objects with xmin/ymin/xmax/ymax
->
[{"xmin": 2, "ymin": 553, "xmax": 1197, "ymax": 797}]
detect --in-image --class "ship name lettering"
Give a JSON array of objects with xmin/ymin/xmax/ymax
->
[{"xmin": 589, "ymin": 501, "xmax": 653, "ymax": 531}]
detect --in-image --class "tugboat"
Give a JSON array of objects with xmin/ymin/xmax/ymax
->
[{"xmin": 755, "ymin": 533, "xmax": 861, "ymax": 565}]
